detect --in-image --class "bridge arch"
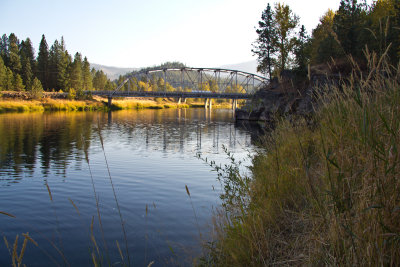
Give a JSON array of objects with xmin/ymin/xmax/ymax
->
[{"xmin": 114, "ymin": 67, "xmax": 267, "ymax": 96}]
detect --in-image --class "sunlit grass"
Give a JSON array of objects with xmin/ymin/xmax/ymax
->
[
  {"xmin": 0, "ymin": 100, "xmax": 45, "ymax": 113},
  {"xmin": 202, "ymin": 52, "xmax": 400, "ymax": 266},
  {"xmin": 0, "ymin": 97, "xmax": 235, "ymax": 113}
]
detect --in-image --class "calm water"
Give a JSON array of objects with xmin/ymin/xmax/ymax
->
[{"xmin": 0, "ymin": 109, "xmax": 256, "ymax": 266}]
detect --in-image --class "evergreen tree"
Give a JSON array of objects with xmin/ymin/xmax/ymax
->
[
  {"xmin": 13, "ymin": 73, "xmax": 25, "ymax": 91},
  {"xmin": 367, "ymin": 0, "xmax": 400, "ymax": 62},
  {"xmin": 0, "ymin": 57, "xmax": 7, "ymax": 90},
  {"xmin": 0, "ymin": 34, "xmax": 8, "ymax": 64},
  {"xmin": 273, "ymin": 3, "xmax": 299, "ymax": 74},
  {"xmin": 48, "ymin": 39, "xmax": 59, "ymax": 90},
  {"xmin": 37, "ymin": 34, "xmax": 49, "ymax": 90},
  {"xmin": 310, "ymin": 9, "xmax": 343, "ymax": 64},
  {"xmin": 294, "ymin": 25, "xmax": 310, "ymax": 75},
  {"xmin": 30, "ymin": 77, "xmax": 44, "ymax": 99},
  {"xmin": 82, "ymin": 57, "xmax": 92, "ymax": 91},
  {"xmin": 58, "ymin": 39, "xmax": 71, "ymax": 91},
  {"xmin": 333, "ymin": 0, "xmax": 365, "ymax": 58},
  {"xmin": 252, "ymin": 3, "xmax": 277, "ymax": 80},
  {"xmin": 93, "ymin": 70, "xmax": 107, "ymax": 90},
  {"xmin": 8, "ymin": 33, "xmax": 22, "ymax": 74},
  {"xmin": 48, "ymin": 37, "xmax": 71, "ymax": 90},
  {"xmin": 69, "ymin": 52, "xmax": 83, "ymax": 90},
  {"xmin": 105, "ymin": 80, "xmax": 115, "ymax": 91},
  {"xmin": 129, "ymin": 77, "xmax": 138, "ymax": 91},
  {"xmin": 5, "ymin": 67, "xmax": 13, "ymax": 90},
  {"xmin": 20, "ymin": 38, "xmax": 36, "ymax": 72},
  {"xmin": 20, "ymin": 38, "xmax": 36, "ymax": 89},
  {"xmin": 21, "ymin": 59, "xmax": 33, "ymax": 90}
]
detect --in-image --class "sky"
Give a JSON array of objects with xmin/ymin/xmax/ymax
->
[{"xmin": 1, "ymin": 0, "xmax": 374, "ymax": 68}]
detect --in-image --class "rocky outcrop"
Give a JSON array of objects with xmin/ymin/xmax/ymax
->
[{"xmin": 236, "ymin": 73, "xmax": 338, "ymax": 124}]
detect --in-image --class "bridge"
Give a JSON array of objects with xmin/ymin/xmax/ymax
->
[{"xmin": 91, "ymin": 67, "xmax": 268, "ymax": 109}]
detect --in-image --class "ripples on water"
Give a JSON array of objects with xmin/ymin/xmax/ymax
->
[{"xmin": 0, "ymin": 109, "xmax": 257, "ymax": 266}]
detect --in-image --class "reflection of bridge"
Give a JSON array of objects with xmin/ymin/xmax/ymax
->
[{"xmin": 91, "ymin": 67, "xmax": 268, "ymax": 109}]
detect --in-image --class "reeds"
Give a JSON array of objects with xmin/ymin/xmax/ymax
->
[
  {"xmin": 3, "ymin": 233, "xmax": 38, "ymax": 267},
  {"xmin": 202, "ymin": 51, "xmax": 400, "ymax": 266}
]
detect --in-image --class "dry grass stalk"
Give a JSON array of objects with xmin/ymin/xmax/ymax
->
[{"xmin": 201, "ymin": 51, "xmax": 400, "ymax": 266}]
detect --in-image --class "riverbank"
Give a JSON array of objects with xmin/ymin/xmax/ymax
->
[
  {"xmin": 202, "ymin": 56, "xmax": 400, "ymax": 265},
  {"xmin": 0, "ymin": 93, "xmax": 234, "ymax": 113}
]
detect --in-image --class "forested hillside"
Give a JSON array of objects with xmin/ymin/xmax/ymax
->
[
  {"xmin": 253, "ymin": 0, "xmax": 400, "ymax": 79},
  {"xmin": 0, "ymin": 34, "xmax": 115, "ymax": 94}
]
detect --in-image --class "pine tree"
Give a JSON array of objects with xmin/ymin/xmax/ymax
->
[
  {"xmin": 0, "ymin": 57, "xmax": 7, "ymax": 90},
  {"xmin": 273, "ymin": 3, "xmax": 299, "ymax": 74},
  {"xmin": 37, "ymin": 34, "xmax": 49, "ymax": 90},
  {"xmin": 30, "ymin": 77, "xmax": 44, "ymax": 99},
  {"xmin": 13, "ymin": 73, "xmax": 25, "ymax": 91},
  {"xmin": 333, "ymin": 0, "xmax": 365, "ymax": 58},
  {"xmin": 69, "ymin": 52, "xmax": 83, "ymax": 91},
  {"xmin": 93, "ymin": 70, "xmax": 107, "ymax": 90},
  {"xmin": 294, "ymin": 25, "xmax": 310, "ymax": 75},
  {"xmin": 105, "ymin": 80, "xmax": 115, "ymax": 91},
  {"xmin": 367, "ymin": 0, "xmax": 400, "ymax": 62},
  {"xmin": 20, "ymin": 39, "xmax": 35, "ymax": 90},
  {"xmin": 82, "ymin": 57, "xmax": 92, "ymax": 91},
  {"xmin": 5, "ymin": 67, "xmax": 13, "ymax": 90},
  {"xmin": 8, "ymin": 33, "xmax": 22, "ymax": 74},
  {"xmin": 48, "ymin": 39, "xmax": 60, "ymax": 90},
  {"xmin": 58, "ymin": 38, "xmax": 71, "ymax": 90},
  {"xmin": 129, "ymin": 77, "xmax": 138, "ymax": 91},
  {"xmin": 310, "ymin": 9, "xmax": 343, "ymax": 64},
  {"xmin": 21, "ymin": 59, "xmax": 33, "ymax": 90},
  {"xmin": 0, "ymin": 34, "xmax": 8, "ymax": 64},
  {"xmin": 20, "ymin": 38, "xmax": 36, "ymax": 73},
  {"xmin": 252, "ymin": 3, "xmax": 277, "ymax": 80}
]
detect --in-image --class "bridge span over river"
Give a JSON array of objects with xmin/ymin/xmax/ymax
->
[{"xmin": 90, "ymin": 67, "xmax": 268, "ymax": 109}]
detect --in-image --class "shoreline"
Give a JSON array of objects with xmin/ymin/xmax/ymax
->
[{"xmin": 0, "ymin": 94, "xmax": 235, "ymax": 113}]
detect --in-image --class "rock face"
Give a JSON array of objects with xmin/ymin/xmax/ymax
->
[{"xmin": 236, "ymin": 72, "xmax": 337, "ymax": 124}]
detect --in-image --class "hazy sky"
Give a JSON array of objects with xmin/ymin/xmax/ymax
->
[{"xmin": 1, "ymin": 0, "xmax": 373, "ymax": 68}]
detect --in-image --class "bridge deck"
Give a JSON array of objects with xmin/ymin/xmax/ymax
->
[{"xmin": 92, "ymin": 91, "xmax": 252, "ymax": 99}]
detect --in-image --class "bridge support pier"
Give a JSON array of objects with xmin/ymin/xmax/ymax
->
[
  {"xmin": 232, "ymin": 99, "xmax": 237, "ymax": 110},
  {"xmin": 205, "ymin": 98, "xmax": 212, "ymax": 109},
  {"xmin": 107, "ymin": 96, "xmax": 112, "ymax": 109},
  {"xmin": 178, "ymin": 97, "xmax": 186, "ymax": 105}
]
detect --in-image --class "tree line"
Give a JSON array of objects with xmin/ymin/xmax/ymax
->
[
  {"xmin": 0, "ymin": 33, "xmax": 115, "ymax": 94},
  {"xmin": 253, "ymin": 0, "xmax": 400, "ymax": 80}
]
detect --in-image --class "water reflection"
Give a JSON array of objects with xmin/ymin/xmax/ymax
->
[
  {"xmin": 0, "ymin": 109, "xmax": 251, "ymax": 184},
  {"xmin": 0, "ymin": 109, "xmax": 257, "ymax": 266}
]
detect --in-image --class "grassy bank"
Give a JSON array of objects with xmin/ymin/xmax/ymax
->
[
  {"xmin": 0, "ymin": 97, "xmax": 231, "ymax": 113},
  {"xmin": 203, "ymin": 55, "xmax": 400, "ymax": 266}
]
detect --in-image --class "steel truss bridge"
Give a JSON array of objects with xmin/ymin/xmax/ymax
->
[{"xmin": 91, "ymin": 67, "xmax": 268, "ymax": 108}]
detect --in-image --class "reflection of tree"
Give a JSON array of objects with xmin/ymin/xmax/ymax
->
[
  {"xmin": 0, "ymin": 110, "xmax": 253, "ymax": 184},
  {"xmin": 0, "ymin": 113, "xmax": 94, "ymax": 180}
]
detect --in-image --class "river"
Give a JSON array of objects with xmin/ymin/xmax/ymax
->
[{"xmin": 0, "ymin": 109, "xmax": 257, "ymax": 266}]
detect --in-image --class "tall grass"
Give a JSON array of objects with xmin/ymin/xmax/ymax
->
[
  {"xmin": 0, "ymin": 99, "xmax": 105, "ymax": 113},
  {"xmin": 0, "ymin": 97, "xmax": 233, "ymax": 113},
  {"xmin": 0, "ymin": 98, "xmax": 195, "ymax": 113},
  {"xmin": 202, "ymin": 52, "xmax": 400, "ymax": 266}
]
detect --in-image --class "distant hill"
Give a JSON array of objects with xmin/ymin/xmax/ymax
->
[
  {"xmin": 218, "ymin": 60, "xmax": 264, "ymax": 76},
  {"xmin": 90, "ymin": 63, "xmax": 138, "ymax": 80}
]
